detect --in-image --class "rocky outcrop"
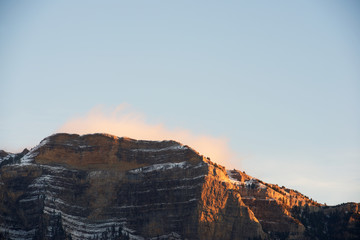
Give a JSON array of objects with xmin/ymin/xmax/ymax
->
[
  {"xmin": 0, "ymin": 133, "xmax": 359, "ymax": 240},
  {"xmin": 0, "ymin": 149, "xmax": 28, "ymax": 167}
]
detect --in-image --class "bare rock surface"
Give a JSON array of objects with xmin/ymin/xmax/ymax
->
[{"xmin": 0, "ymin": 133, "xmax": 359, "ymax": 240}]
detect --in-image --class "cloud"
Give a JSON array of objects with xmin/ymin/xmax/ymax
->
[{"xmin": 58, "ymin": 104, "xmax": 237, "ymax": 168}]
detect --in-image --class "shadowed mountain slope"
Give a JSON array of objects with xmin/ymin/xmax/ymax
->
[{"xmin": 0, "ymin": 133, "xmax": 359, "ymax": 240}]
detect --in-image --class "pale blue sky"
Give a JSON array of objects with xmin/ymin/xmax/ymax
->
[{"xmin": 1, "ymin": 0, "xmax": 359, "ymax": 205}]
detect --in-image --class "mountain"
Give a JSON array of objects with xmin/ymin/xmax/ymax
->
[{"xmin": 0, "ymin": 133, "xmax": 359, "ymax": 240}]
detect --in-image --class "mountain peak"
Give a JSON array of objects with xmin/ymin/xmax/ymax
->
[
  {"xmin": 23, "ymin": 133, "xmax": 198, "ymax": 171},
  {"xmin": 0, "ymin": 133, "xmax": 359, "ymax": 240}
]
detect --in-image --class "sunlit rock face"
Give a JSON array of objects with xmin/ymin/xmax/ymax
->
[{"xmin": 0, "ymin": 133, "xmax": 359, "ymax": 240}]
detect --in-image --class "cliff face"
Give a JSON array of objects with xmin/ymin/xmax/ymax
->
[{"xmin": 0, "ymin": 133, "xmax": 359, "ymax": 240}]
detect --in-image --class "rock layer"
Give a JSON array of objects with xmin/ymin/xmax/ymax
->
[{"xmin": 0, "ymin": 133, "xmax": 359, "ymax": 240}]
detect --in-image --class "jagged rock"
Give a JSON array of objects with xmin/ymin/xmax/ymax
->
[
  {"xmin": 0, "ymin": 133, "xmax": 359, "ymax": 240},
  {"xmin": 0, "ymin": 149, "xmax": 29, "ymax": 167}
]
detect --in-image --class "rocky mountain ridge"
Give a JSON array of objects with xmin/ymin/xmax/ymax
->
[{"xmin": 0, "ymin": 133, "xmax": 359, "ymax": 240}]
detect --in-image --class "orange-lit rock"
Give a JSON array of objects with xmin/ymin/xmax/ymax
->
[{"xmin": 0, "ymin": 133, "xmax": 359, "ymax": 240}]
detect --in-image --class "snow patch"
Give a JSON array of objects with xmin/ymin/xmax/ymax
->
[
  {"xmin": 245, "ymin": 179, "xmax": 267, "ymax": 189},
  {"xmin": 0, "ymin": 153, "xmax": 15, "ymax": 164},
  {"xmin": 130, "ymin": 145, "xmax": 187, "ymax": 152},
  {"xmin": 226, "ymin": 170, "xmax": 243, "ymax": 185},
  {"xmin": 225, "ymin": 170, "xmax": 267, "ymax": 190},
  {"xmin": 129, "ymin": 161, "xmax": 188, "ymax": 173},
  {"xmin": 19, "ymin": 138, "xmax": 50, "ymax": 164},
  {"xmin": 79, "ymin": 145, "xmax": 91, "ymax": 149},
  {"xmin": 0, "ymin": 225, "xmax": 36, "ymax": 240}
]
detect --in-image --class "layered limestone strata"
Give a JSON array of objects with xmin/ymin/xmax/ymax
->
[{"xmin": 0, "ymin": 133, "xmax": 359, "ymax": 240}]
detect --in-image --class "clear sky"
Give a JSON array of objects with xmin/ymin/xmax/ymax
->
[{"xmin": 1, "ymin": 0, "xmax": 359, "ymax": 205}]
